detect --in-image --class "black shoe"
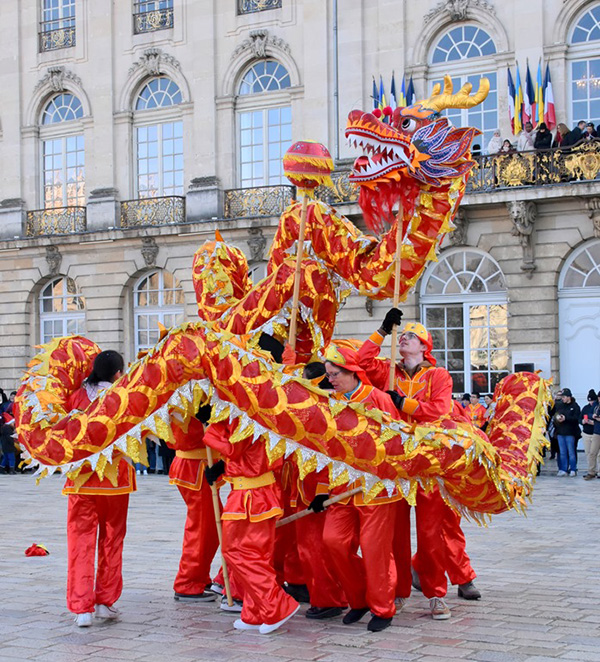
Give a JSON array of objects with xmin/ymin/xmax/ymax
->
[
  {"xmin": 305, "ymin": 606, "xmax": 344, "ymax": 620},
  {"xmin": 342, "ymin": 607, "xmax": 370, "ymax": 625},
  {"xmin": 174, "ymin": 591, "xmax": 218, "ymax": 602},
  {"xmin": 457, "ymin": 581, "xmax": 481, "ymax": 600},
  {"xmin": 8, "ymin": 469, "xmax": 16, "ymax": 475},
  {"xmin": 411, "ymin": 566, "xmax": 422, "ymax": 592},
  {"xmin": 367, "ymin": 615, "xmax": 392, "ymax": 632},
  {"xmin": 284, "ymin": 583, "xmax": 310, "ymax": 603}
]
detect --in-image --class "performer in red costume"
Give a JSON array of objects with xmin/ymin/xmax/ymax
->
[
  {"xmin": 466, "ymin": 393, "xmax": 487, "ymax": 429},
  {"xmin": 166, "ymin": 405, "xmax": 220, "ymax": 604},
  {"xmin": 358, "ymin": 310, "xmax": 480, "ymax": 620},
  {"xmin": 321, "ymin": 346, "xmax": 400, "ymax": 633},
  {"xmin": 63, "ymin": 350, "xmax": 136, "ymax": 628}
]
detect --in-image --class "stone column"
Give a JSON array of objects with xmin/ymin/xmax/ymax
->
[
  {"xmin": 186, "ymin": 177, "xmax": 223, "ymax": 222},
  {"xmin": 86, "ymin": 188, "xmax": 120, "ymax": 232},
  {"xmin": 0, "ymin": 199, "xmax": 27, "ymax": 240}
]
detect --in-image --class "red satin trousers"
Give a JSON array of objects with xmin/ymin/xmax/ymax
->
[
  {"xmin": 66, "ymin": 493, "xmax": 129, "ymax": 614},
  {"xmin": 394, "ymin": 489, "xmax": 476, "ymax": 599},
  {"xmin": 222, "ymin": 517, "xmax": 298, "ymax": 625},
  {"xmin": 173, "ymin": 483, "xmax": 220, "ymax": 595},
  {"xmin": 323, "ymin": 503, "xmax": 396, "ymax": 619}
]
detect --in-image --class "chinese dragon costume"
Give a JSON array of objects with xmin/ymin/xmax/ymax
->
[{"xmin": 15, "ymin": 77, "xmax": 551, "ymax": 521}]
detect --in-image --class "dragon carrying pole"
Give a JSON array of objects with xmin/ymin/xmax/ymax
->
[{"xmin": 388, "ymin": 204, "xmax": 403, "ymax": 390}]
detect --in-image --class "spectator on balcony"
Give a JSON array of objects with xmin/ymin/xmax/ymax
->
[
  {"xmin": 486, "ymin": 129, "xmax": 502, "ymax": 155},
  {"xmin": 517, "ymin": 122, "xmax": 536, "ymax": 151},
  {"xmin": 583, "ymin": 122, "xmax": 598, "ymax": 141},
  {"xmin": 471, "ymin": 144, "xmax": 481, "ymax": 157},
  {"xmin": 534, "ymin": 123, "xmax": 552, "ymax": 150},
  {"xmin": 499, "ymin": 139, "xmax": 516, "ymax": 154},
  {"xmin": 552, "ymin": 123, "xmax": 570, "ymax": 148},
  {"xmin": 562, "ymin": 120, "xmax": 586, "ymax": 148}
]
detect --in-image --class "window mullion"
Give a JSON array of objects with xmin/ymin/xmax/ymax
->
[{"xmin": 463, "ymin": 302, "xmax": 471, "ymax": 393}]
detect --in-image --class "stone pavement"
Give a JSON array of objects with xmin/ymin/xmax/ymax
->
[{"xmin": 1, "ymin": 458, "xmax": 600, "ymax": 662}]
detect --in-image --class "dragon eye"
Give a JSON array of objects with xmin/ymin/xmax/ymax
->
[{"xmin": 401, "ymin": 118, "xmax": 418, "ymax": 133}]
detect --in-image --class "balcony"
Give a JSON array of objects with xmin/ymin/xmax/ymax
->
[
  {"xmin": 224, "ymin": 185, "xmax": 295, "ymax": 219},
  {"xmin": 39, "ymin": 18, "xmax": 76, "ymax": 52},
  {"xmin": 237, "ymin": 0, "xmax": 282, "ymax": 15},
  {"xmin": 133, "ymin": 2, "xmax": 174, "ymax": 34},
  {"xmin": 120, "ymin": 196, "xmax": 185, "ymax": 228},
  {"xmin": 26, "ymin": 207, "xmax": 86, "ymax": 236}
]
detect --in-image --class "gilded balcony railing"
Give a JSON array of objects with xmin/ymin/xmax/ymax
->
[
  {"xmin": 133, "ymin": 2, "xmax": 174, "ymax": 34},
  {"xmin": 120, "ymin": 196, "xmax": 185, "ymax": 228},
  {"xmin": 315, "ymin": 170, "xmax": 359, "ymax": 205},
  {"xmin": 26, "ymin": 207, "xmax": 86, "ymax": 236},
  {"xmin": 467, "ymin": 140, "xmax": 600, "ymax": 193},
  {"xmin": 39, "ymin": 19, "xmax": 76, "ymax": 52},
  {"xmin": 224, "ymin": 185, "xmax": 295, "ymax": 219},
  {"xmin": 237, "ymin": 0, "xmax": 281, "ymax": 14}
]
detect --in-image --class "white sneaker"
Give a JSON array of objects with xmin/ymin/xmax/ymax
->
[
  {"xmin": 136, "ymin": 469, "xmax": 141, "ymax": 475},
  {"xmin": 95, "ymin": 604, "xmax": 120, "ymax": 619},
  {"xmin": 233, "ymin": 618, "xmax": 260, "ymax": 630},
  {"xmin": 75, "ymin": 612, "xmax": 93, "ymax": 627},
  {"xmin": 143, "ymin": 470, "xmax": 148, "ymax": 475},
  {"xmin": 569, "ymin": 471, "xmax": 577, "ymax": 477},
  {"xmin": 556, "ymin": 470, "xmax": 567, "ymax": 477},
  {"xmin": 220, "ymin": 596, "xmax": 243, "ymax": 612},
  {"xmin": 259, "ymin": 605, "xmax": 300, "ymax": 634},
  {"xmin": 430, "ymin": 597, "xmax": 451, "ymax": 620},
  {"xmin": 210, "ymin": 582, "xmax": 224, "ymax": 595}
]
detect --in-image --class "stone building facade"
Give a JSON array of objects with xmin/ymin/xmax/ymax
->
[{"xmin": 1, "ymin": 0, "xmax": 600, "ymax": 400}]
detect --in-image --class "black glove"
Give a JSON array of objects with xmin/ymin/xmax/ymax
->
[
  {"xmin": 386, "ymin": 390, "xmax": 405, "ymax": 413},
  {"xmin": 195, "ymin": 404, "xmax": 212, "ymax": 424},
  {"xmin": 308, "ymin": 494, "xmax": 329, "ymax": 513},
  {"xmin": 380, "ymin": 307, "xmax": 403, "ymax": 335},
  {"xmin": 204, "ymin": 459, "xmax": 225, "ymax": 485}
]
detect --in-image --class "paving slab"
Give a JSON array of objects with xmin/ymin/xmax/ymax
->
[{"xmin": 1, "ymin": 458, "xmax": 599, "ymax": 661}]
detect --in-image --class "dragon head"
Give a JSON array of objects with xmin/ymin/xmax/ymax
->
[{"xmin": 346, "ymin": 75, "xmax": 488, "ymax": 184}]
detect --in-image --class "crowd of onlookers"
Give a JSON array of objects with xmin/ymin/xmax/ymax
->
[
  {"xmin": 0, "ymin": 388, "xmax": 18, "ymax": 474},
  {"xmin": 547, "ymin": 387, "xmax": 600, "ymax": 479},
  {"xmin": 480, "ymin": 120, "xmax": 599, "ymax": 156}
]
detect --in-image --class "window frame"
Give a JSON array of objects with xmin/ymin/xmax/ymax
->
[{"xmin": 39, "ymin": 276, "xmax": 86, "ymax": 344}]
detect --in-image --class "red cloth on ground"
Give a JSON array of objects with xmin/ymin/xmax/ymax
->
[
  {"xmin": 24, "ymin": 544, "xmax": 49, "ymax": 556},
  {"xmin": 323, "ymin": 503, "xmax": 396, "ymax": 618},
  {"xmin": 66, "ymin": 493, "xmax": 129, "ymax": 613},
  {"xmin": 222, "ymin": 517, "xmax": 298, "ymax": 626}
]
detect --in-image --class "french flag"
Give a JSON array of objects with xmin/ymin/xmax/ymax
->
[
  {"xmin": 523, "ymin": 62, "xmax": 536, "ymax": 127},
  {"xmin": 543, "ymin": 64, "xmax": 556, "ymax": 130},
  {"xmin": 507, "ymin": 67, "xmax": 516, "ymax": 134}
]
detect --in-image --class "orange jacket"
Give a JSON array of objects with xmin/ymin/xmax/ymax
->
[{"xmin": 465, "ymin": 403, "xmax": 487, "ymax": 429}]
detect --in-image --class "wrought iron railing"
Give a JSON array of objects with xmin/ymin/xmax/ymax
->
[
  {"xmin": 120, "ymin": 196, "xmax": 185, "ymax": 228},
  {"xmin": 39, "ymin": 19, "xmax": 76, "ymax": 52},
  {"xmin": 224, "ymin": 185, "xmax": 295, "ymax": 219},
  {"xmin": 315, "ymin": 170, "xmax": 359, "ymax": 205},
  {"xmin": 26, "ymin": 207, "xmax": 86, "ymax": 236},
  {"xmin": 133, "ymin": 2, "xmax": 174, "ymax": 34},
  {"xmin": 237, "ymin": 0, "xmax": 281, "ymax": 14},
  {"xmin": 467, "ymin": 140, "xmax": 600, "ymax": 193}
]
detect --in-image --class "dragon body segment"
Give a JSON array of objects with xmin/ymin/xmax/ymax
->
[{"xmin": 15, "ymin": 77, "xmax": 551, "ymax": 518}]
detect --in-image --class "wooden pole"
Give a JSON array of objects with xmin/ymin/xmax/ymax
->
[
  {"xmin": 388, "ymin": 206, "xmax": 404, "ymax": 390},
  {"xmin": 205, "ymin": 446, "xmax": 233, "ymax": 607},
  {"xmin": 288, "ymin": 193, "xmax": 309, "ymax": 351},
  {"xmin": 275, "ymin": 486, "xmax": 362, "ymax": 528}
]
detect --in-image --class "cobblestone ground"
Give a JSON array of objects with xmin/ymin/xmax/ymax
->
[{"xmin": 1, "ymin": 458, "xmax": 600, "ymax": 662}]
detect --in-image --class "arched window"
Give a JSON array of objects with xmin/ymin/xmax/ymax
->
[
  {"xmin": 569, "ymin": 4, "xmax": 600, "ymax": 126},
  {"xmin": 429, "ymin": 26, "xmax": 498, "ymax": 150},
  {"xmin": 133, "ymin": 270, "xmax": 185, "ymax": 354},
  {"xmin": 39, "ymin": 276, "xmax": 86, "ymax": 343},
  {"xmin": 39, "ymin": 93, "xmax": 85, "ymax": 208},
  {"xmin": 134, "ymin": 77, "xmax": 184, "ymax": 198},
  {"xmin": 431, "ymin": 26, "xmax": 496, "ymax": 63},
  {"xmin": 558, "ymin": 240, "xmax": 600, "ymax": 400},
  {"xmin": 420, "ymin": 249, "xmax": 508, "ymax": 394},
  {"xmin": 237, "ymin": 60, "xmax": 292, "ymax": 187}
]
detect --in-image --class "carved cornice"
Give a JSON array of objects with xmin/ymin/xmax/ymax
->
[
  {"xmin": 128, "ymin": 47, "xmax": 181, "ymax": 78},
  {"xmin": 34, "ymin": 66, "xmax": 82, "ymax": 94},
  {"xmin": 424, "ymin": 0, "xmax": 496, "ymax": 24},
  {"xmin": 507, "ymin": 200, "xmax": 537, "ymax": 277},
  {"xmin": 231, "ymin": 28, "xmax": 291, "ymax": 60}
]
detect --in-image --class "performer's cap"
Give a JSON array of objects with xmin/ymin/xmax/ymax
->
[
  {"xmin": 324, "ymin": 346, "xmax": 371, "ymax": 385},
  {"xmin": 400, "ymin": 322, "xmax": 436, "ymax": 366}
]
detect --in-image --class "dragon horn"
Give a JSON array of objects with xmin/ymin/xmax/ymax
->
[{"xmin": 420, "ymin": 75, "xmax": 490, "ymax": 113}]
